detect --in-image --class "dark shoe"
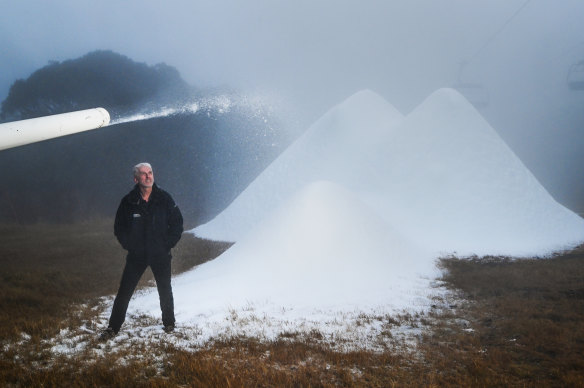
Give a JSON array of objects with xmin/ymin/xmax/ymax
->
[
  {"xmin": 99, "ymin": 327, "xmax": 117, "ymax": 341},
  {"xmin": 163, "ymin": 324, "xmax": 175, "ymax": 333}
]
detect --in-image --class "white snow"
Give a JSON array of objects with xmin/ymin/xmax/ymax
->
[
  {"xmin": 195, "ymin": 88, "xmax": 584, "ymax": 257},
  {"xmin": 121, "ymin": 88, "xmax": 584, "ymax": 348},
  {"xmin": 194, "ymin": 89, "xmax": 404, "ymax": 242}
]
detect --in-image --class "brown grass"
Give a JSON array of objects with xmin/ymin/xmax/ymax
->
[
  {"xmin": 0, "ymin": 220, "xmax": 231, "ymax": 341},
  {"xmin": 1, "ymin": 221, "xmax": 584, "ymax": 387},
  {"xmin": 423, "ymin": 250, "xmax": 584, "ymax": 386}
]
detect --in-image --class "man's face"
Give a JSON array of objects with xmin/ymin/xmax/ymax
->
[{"xmin": 134, "ymin": 166, "xmax": 154, "ymax": 188}]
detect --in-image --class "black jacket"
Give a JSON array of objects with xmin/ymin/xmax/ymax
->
[{"xmin": 114, "ymin": 183, "xmax": 183, "ymax": 260}]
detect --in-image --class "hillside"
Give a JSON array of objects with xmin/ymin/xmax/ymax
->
[
  {"xmin": 0, "ymin": 51, "xmax": 289, "ymax": 226},
  {"xmin": 0, "ymin": 50, "xmax": 192, "ymax": 122}
]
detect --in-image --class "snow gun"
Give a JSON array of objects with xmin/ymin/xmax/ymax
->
[{"xmin": 0, "ymin": 107, "xmax": 110, "ymax": 151}]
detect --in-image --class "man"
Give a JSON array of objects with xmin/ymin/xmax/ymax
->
[{"xmin": 100, "ymin": 162, "xmax": 183, "ymax": 340}]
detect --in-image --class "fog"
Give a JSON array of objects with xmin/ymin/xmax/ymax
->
[{"xmin": 1, "ymin": 0, "xmax": 584, "ymax": 209}]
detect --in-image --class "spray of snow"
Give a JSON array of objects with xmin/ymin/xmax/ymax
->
[{"xmin": 110, "ymin": 92, "xmax": 282, "ymax": 126}]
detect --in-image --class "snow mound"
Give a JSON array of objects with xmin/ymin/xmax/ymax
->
[
  {"xmin": 193, "ymin": 89, "xmax": 404, "ymax": 242},
  {"xmin": 365, "ymin": 88, "xmax": 584, "ymax": 256},
  {"xmin": 195, "ymin": 87, "xmax": 584, "ymax": 257},
  {"xmin": 133, "ymin": 181, "xmax": 437, "ymax": 320}
]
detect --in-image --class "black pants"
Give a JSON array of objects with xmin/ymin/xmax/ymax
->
[{"xmin": 108, "ymin": 255, "xmax": 175, "ymax": 332}]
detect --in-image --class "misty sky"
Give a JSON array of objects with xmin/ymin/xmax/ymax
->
[{"xmin": 1, "ymin": 0, "xmax": 584, "ymax": 208}]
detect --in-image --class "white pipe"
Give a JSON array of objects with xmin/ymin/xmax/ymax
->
[{"xmin": 0, "ymin": 107, "xmax": 110, "ymax": 151}]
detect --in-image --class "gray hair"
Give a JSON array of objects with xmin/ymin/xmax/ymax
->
[{"xmin": 133, "ymin": 162, "xmax": 153, "ymax": 177}]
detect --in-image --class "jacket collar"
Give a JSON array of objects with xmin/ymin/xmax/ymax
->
[{"xmin": 129, "ymin": 182, "xmax": 160, "ymax": 203}]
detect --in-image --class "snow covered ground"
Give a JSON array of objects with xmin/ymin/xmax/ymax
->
[{"xmin": 80, "ymin": 88, "xmax": 584, "ymax": 352}]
